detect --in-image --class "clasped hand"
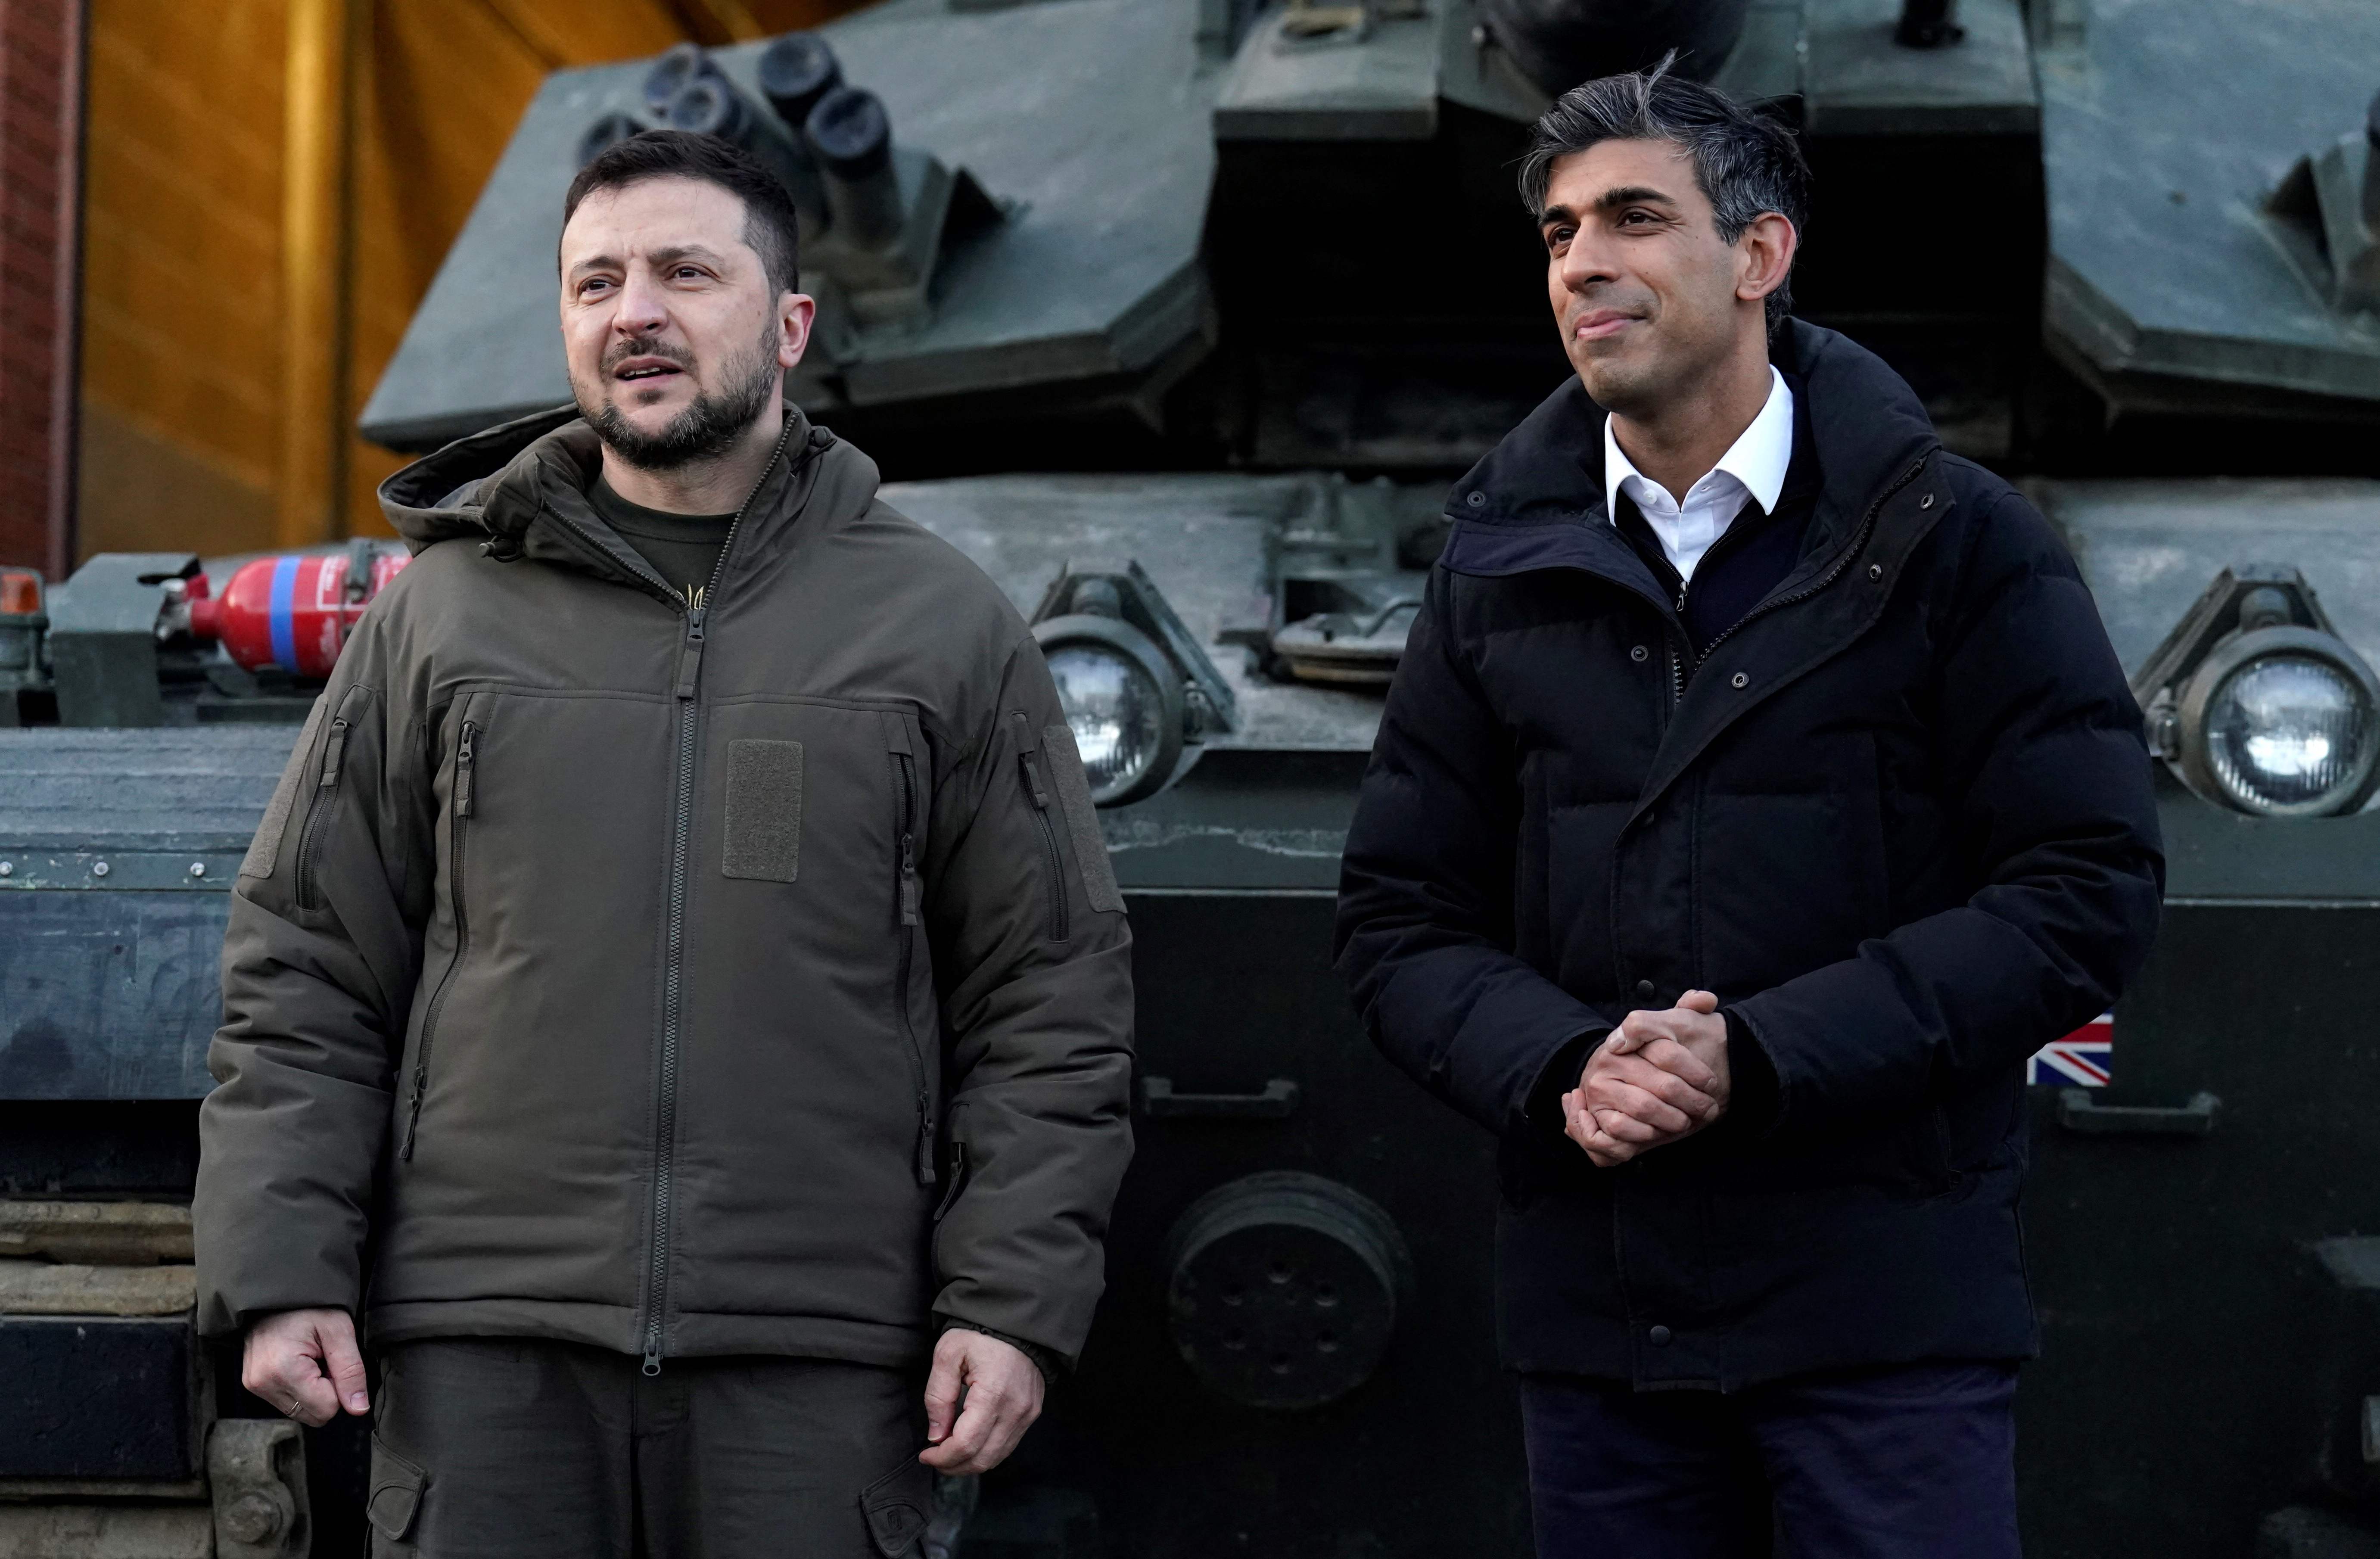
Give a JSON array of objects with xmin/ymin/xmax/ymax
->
[{"xmin": 1561, "ymin": 990, "xmax": 1730, "ymax": 1168}]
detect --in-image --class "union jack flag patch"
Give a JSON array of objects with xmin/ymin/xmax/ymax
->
[{"xmin": 2029, "ymin": 1014, "xmax": 2113, "ymax": 1086}]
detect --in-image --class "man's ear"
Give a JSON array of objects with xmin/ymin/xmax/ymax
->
[
  {"xmin": 1735, "ymin": 212, "xmax": 1798, "ymax": 306},
  {"xmin": 778, "ymin": 292, "xmax": 817, "ymax": 370}
]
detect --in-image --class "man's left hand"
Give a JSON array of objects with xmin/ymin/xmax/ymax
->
[
  {"xmin": 1562, "ymin": 991, "xmax": 1732, "ymax": 1167},
  {"xmin": 920, "ymin": 1328, "xmax": 1045, "ymax": 1475}
]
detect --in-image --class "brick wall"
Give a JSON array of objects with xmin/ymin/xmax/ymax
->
[
  {"xmin": 0, "ymin": 0, "xmax": 84, "ymax": 579},
  {"xmin": 78, "ymin": 0, "xmax": 857, "ymax": 561},
  {"xmin": 78, "ymin": 0, "xmax": 284, "ymax": 566}
]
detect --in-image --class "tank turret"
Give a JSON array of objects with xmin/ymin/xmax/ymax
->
[{"xmin": 1473, "ymin": 0, "xmax": 1752, "ymax": 93}]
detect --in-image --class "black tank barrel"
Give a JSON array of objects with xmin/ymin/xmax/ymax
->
[
  {"xmin": 643, "ymin": 42, "xmax": 726, "ymax": 120},
  {"xmin": 668, "ymin": 74, "xmax": 764, "ymax": 143},
  {"xmin": 667, "ymin": 76, "xmax": 830, "ymax": 232},
  {"xmin": 1475, "ymin": 0, "xmax": 1752, "ymax": 96},
  {"xmin": 805, "ymin": 86, "xmax": 902, "ymax": 248},
  {"xmin": 757, "ymin": 33, "xmax": 843, "ymax": 134},
  {"xmin": 576, "ymin": 112, "xmax": 647, "ymax": 169}
]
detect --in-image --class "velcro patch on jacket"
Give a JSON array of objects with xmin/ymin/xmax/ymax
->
[
  {"xmin": 1042, "ymin": 724, "xmax": 1124, "ymax": 914},
  {"xmin": 722, "ymin": 738, "xmax": 804, "ymax": 883},
  {"xmin": 241, "ymin": 692, "xmax": 332, "ymax": 880}
]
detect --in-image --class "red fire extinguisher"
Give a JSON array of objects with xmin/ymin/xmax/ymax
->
[{"xmin": 186, "ymin": 540, "xmax": 410, "ymax": 678}]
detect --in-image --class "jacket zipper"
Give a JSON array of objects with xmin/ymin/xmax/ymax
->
[
  {"xmin": 294, "ymin": 716, "xmax": 350, "ymax": 911},
  {"xmin": 892, "ymin": 747, "xmax": 935, "ymax": 1185},
  {"xmin": 1625, "ymin": 458, "xmax": 1921, "ymax": 706},
  {"xmin": 1018, "ymin": 747, "xmax": 1068, "ymax": 942},
  {"xmin": 1609, "ymin": 500, "xmax": 1696, "ymax": 716},
  {"xmin": 1627, "ymin": 458, "xmax": 1923, "ymax": 820},
  {"xmin": 642, "ymin": 418, "xmax": 796, "ymax": 1377},
  {"xmin": 403, "ymin": 717, "xmax": 476, "ymax": 1160},
  {"xmin": 1686, "ymin": 455, "xmax": 1929, "ymax": 679},
  {"xmin": 1637, "ymin": 498, "xmax": 1752, "ymax": 708}
]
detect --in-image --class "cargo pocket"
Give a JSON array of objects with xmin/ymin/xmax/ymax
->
[
  {"xmin": 859, "ymin": 1455, "xmax": 933, "ymax": 1558},
  {"xmin": 403, "ymin": 704, "xmax": 480, "ymax": 1164},
  {"xmin": 366, "ymin": 1437, "xmax": 428, "ymax": 1551},
  {"xmin": 1037, "ymin": 721, "xmax": 1123, "ymax": 915},
  {"xmin": 294, "ymin": 685, "xmax": 370, "ymax": 912},
  {"xmin": 722, "ymin": 737, "xmax": 804, "ymax": 882},
  {"xmin": 241, "ymin": 692, "xmax": 331, "ymax": 881},
  {"xmin": 1009, "ymin": 715, "xmax": 1069, "ymax": 941}
]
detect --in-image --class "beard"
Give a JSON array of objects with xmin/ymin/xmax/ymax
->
[{"xmin": 579, "ymin": 319, "xmax": 781, "ymax": 472}]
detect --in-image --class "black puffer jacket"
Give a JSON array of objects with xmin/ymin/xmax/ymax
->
[{"xmin": 1334, "ymin": 322, "xmax": 2163, "ymax": 1390}]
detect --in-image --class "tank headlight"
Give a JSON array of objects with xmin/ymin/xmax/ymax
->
[
  {"xmin": 2136, "ymin": 569, "xmax": 2380, "ymax": 818},
  {"xmin": 1028, "ymin": 561, "xmax": 1238, "ymax": 808},
  {"xmin": 1035, "ymin": 616, "xmax": 1185, "ymax": 806},
  {"xmin": 2184, "ymin": 631, "xmax": 2380, "ymax": 818}
]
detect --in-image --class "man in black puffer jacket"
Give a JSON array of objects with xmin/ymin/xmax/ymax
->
[{"xmin": 1334, "ymin": 62, "xmax": 2162, "ymax": 1559}]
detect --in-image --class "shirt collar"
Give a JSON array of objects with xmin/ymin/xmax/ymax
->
[{"xmin": 1602, "ymin": 365, "xmax": 1795, "ymax": 519}]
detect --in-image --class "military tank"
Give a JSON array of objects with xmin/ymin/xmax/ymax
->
[{"xmin": 10, "ymin": 0, "xmax": 2380, "ymax": 1554}]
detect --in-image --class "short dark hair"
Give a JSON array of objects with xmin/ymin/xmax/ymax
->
[
  {"xmin": 1518, "ymin": 56, "xmax": 1809, "ymax": 330},
  {"xmin": 562, "ymin": 129, "xmax": 800, "ymax": 296}
]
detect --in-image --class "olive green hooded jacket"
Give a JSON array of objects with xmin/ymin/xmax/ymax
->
[{"xmin": 192, "ymin": 405, "xmax": 1136, "ymax": 1372}]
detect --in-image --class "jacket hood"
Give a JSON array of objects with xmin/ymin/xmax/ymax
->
[
  {"xmin": 377, "ymin": 401, "xmax": 858, "ymax": 586},
  {"xmin": 1444, "ymin": 319, "xmax": 1940, "ymax": 560}
]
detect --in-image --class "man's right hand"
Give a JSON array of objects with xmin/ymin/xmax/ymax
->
[
  {"xmin": 243, "ymin": 1307, "xmax": 369, "ymax": 1427},
  {"xmin": 1561, "ymin": 991, "xmax": 1728, "ymax": 1167}
]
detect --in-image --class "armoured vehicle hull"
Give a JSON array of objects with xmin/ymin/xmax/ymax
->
[
  {"xmin": 14, "ymin": 475, "xmax": 2380, "ymax": 1556},
  {"xmin": 13, "ymin": 0, "xmax": 2380, "ymax": 1552}
]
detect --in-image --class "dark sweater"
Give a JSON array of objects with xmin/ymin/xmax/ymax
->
[{"xmin": 1610, "ymin": 374, "xmax": 1822, "ymax": 657}]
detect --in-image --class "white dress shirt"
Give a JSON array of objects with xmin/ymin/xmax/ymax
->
[{"xmin": 1603, "ymin": 367, "xmax": 1795, "ymax": 585}]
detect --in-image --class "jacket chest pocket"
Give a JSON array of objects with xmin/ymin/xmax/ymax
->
[
  {"xmin": 709, "ymin": 701, "xmax": 927, "ymax": 896},
  {"xmin": 402, "ymin": 696, "xmax": 480, "ymax": 1162},
  {"xmin": 395, "ymin": 689, "xmax": 680, "ymax": 1167},
  {"xmin": 703, "ymin": 699, "xmax": 939, "ymax": 1181},
  {"xmin": 291, "ymin": 685, "xmax": 372, "ymax": 913}
]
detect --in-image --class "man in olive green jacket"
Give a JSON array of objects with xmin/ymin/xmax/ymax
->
[{"xmin": 193, "ymin": 131, "xmax": 1134, "ymax": 1556}]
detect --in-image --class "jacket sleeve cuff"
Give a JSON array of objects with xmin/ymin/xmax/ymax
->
[
  {"xmin": 1721, "ymin": 1008, "xmax": 1781, "ymax": 1140},
  {"xmin": 937, "ymin": 1315, "xmax": 1062, "ymax": 1388},
  {"xmin": 1524, "ymin": 1028, "xmax": 1604, "ymax": 1136}
]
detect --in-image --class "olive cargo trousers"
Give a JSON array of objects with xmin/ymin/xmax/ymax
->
[{"xmin": 365, "ymin": 1338, "xmax": 933, "ymax": 1559}]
